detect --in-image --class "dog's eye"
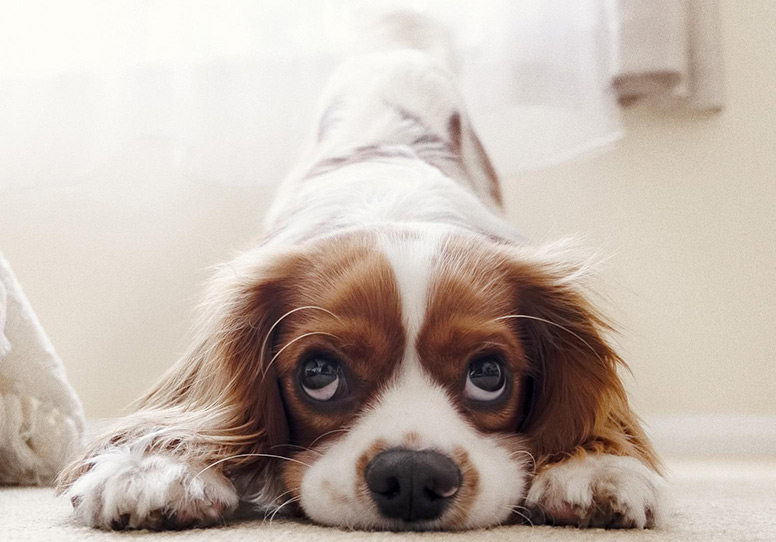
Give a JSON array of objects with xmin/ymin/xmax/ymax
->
[
  {"xmin": 464, "ymin": 356, "xmax": 506, "ymax": 402},
  {"xmin": 300, "ymin": 355, "xmax": 345, "ymax": 401}
]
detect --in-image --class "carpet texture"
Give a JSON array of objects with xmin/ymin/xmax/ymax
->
[{"xmin": 2, "ymin": 458, "xmax": 774, "ymax": 542}]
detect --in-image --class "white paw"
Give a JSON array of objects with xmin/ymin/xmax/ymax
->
[
  {"xmin": 525, "ymin": 454, "xmax": 666, "ymax": 529},
  {"xmin": 65, "ymin": 447, "xmax": 239, "ymax": 530}
]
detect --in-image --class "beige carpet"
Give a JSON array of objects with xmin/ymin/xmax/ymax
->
[{"xmin": 2, "ymin": 458, "xmax": 775, "ymax": 542}]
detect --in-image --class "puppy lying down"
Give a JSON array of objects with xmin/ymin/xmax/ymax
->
[{"xmin": 58, "ymin": 13, "xmax": 665, "ymax": 531}]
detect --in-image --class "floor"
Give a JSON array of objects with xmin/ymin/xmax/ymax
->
[{"xmin": 2, "ymin": 458, "xmax": 775, "ymax": 542}]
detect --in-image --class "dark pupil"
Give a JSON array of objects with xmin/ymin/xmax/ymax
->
[
  {"xmin": 303, "ymin": 357, "xmax": 338, "ymax": 390},
  {"xmin": 469, "ymin": 358, "xmax": 504, "ymax": 391}
]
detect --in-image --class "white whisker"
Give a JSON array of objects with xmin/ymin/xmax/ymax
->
[
  {"xmin": 508, "ymin": 449, "xmax": 537, "ymax": 474},
  {"xmin": 260, "ymin": 305, "xmax": 343, "ymax": 368},
  {"xmin": 263, "ymin": 488, "xmax": 299, "ymax": 517},
  {"xmin": 493, "ymin": 314, "xmax": 602, "ymax": 361},
  {"xmin": 193, "ymin": 453, "xmax": 313, "ymax": 480},
  {"xmin": 510, "ymin": 504, "xmax": 534, "ymax": 526},
  {"xmin": 267, "ymin": 496, "xmax": 302, "ymax": 523},
  {"xmin": 308, "ymin": 427, "xmax": 350, "ymax": 448},
  {"xmin": 262, "ymin": 331, "xmax": 341, "ymax": 380},
  {"xmin": 269, "ymin": 443, "xmax": 322, "ymax": 455}
]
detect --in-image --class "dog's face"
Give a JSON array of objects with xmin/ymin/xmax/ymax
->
[{"xmin": 225, "ymin": 228, "xmax": 622, "ymax": 530}]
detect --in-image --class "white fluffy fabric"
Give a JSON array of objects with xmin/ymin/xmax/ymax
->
[{"xmin": 0, "ymin": 251, "xmax": 84, "ymax": 485}]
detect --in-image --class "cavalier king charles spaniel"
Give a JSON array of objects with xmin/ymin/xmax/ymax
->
[{"xmin": 58, "ymin": 13, "xmax": 665, "ymax": 532}]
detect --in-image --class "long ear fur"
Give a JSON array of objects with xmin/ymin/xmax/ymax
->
[
  {"xmin": 57, "ymin": 245, "xmax": 305, "ymax": 501},
  {"xmin": 502, "ymin": 241, "xmax": 660, "ymax": 471}
]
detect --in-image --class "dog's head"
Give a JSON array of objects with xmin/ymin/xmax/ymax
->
[{"xmin": 170, "ymin": 228, "xmax": 633, "ymax": 530}]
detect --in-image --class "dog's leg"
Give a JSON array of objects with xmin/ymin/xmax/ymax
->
[
  {"xmin": 523, "ymin": 402, "xmax": 665, "ymax": 529},
  {"xmin": 62, "ymin": 434, "xmax": 239, "ymax": 530},
  {"xmin": 525, "ymin": 449, "xmax": 666, "ymax": 529}
]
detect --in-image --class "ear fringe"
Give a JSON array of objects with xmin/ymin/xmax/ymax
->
[
  {"xmin": 501, "ymin": 239, "xmax": 660, "ymax": 472},
  {"xmin": 509, "ymin": 235, "xmax": 614, "ymax": 289},
  {"xmin": 57, "ymin": 247, "xmax": 300, "ymax": 502}
]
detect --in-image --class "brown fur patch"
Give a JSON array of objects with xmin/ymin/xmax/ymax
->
[
  {"xmin": 445, "ymin": 447, "xmax": 481, "ymax": 528},
  {"xmin": 304, "ymin": 144, "xmax": 417, "ymax": 180},
  {"xmin": 417, "ymin": 236, "xmax": 529, "ymax": 433},
  {"xmin": 467, "ymin": 127, "xmax": 502, "ymax": 206},
  {"xmin": 281, "ymin": 446, "xmax": 320, "ymax": 502},
  {"xmin": 270, "ymin": 233, "xmax": 405, "ymax": 450},
  {"xmin": 402, "ymin": 431, "xmax": 422, "ymax": 448},
  {"xmin": 355, "ymin": 439, "xmax": 389, "ymax": 506}
]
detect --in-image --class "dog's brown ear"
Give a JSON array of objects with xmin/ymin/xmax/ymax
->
[
  {"xmin": 142, "ymin": 245, "xmax": 305, "ymax": 451},
  {"xmin": 501, "ymin": 244, "xmax": 659, "ymax": 469},
  {"xmin": 58, "ymin": 245, "xmax": 306, "ymax": 495}
]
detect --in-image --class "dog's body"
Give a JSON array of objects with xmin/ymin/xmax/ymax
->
[{"xmin": 59, "ymin": 14, "xmax": 665, "ymax": 531}]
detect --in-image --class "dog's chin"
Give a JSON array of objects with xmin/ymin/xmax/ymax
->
[
  {"xmin": 299, "ymin": 498, "xmax": 517, "ymax": 532},
  {"xmin": 376, "ymin": 518, "xmax": 449, "ymax": 532},
  {"xmin": 378, "ymin": 513, "xmax": 518, "ymax": 532},
  {"xmin": 301, "ymin": 511, "xmax": 470, "ymax": 532}
]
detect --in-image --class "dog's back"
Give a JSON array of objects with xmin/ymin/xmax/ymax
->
[{"xmin": 263, "ymin": 13, "xmax": 515, "ymax": 247}]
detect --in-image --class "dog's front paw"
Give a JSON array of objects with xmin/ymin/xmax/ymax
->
[
  {"xmin": 525, "ymin": 454, "xmax": 665, "ymax": 529},
  {"xmin": 65, "ymin": 448, "xmax": 239, "ymax": 530}
]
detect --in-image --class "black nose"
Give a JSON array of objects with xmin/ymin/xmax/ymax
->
[{"xmin": 365, "ymin": 448, "xmax": 461, "ymax": 522}]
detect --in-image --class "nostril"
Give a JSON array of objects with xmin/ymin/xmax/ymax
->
[
  {"xmin": 378, "ymin": 477, "xmax": 401, "ymax": 499},
  {"xmin": 438, "ymin": 486, "xmax": 459, "ymax": 498},
  {"xmin": 423, "ymin": 464, "xmax": 460, "ymax": 501},
  {"xmin": 425, "ymin": 482, "xmax": 459, "ymax": 500}
]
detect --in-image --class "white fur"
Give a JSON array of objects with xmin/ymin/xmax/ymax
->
[
  {"xmin": 264, "ymin": 161, "xmax": 521, "ymax": 248},
  {"xmin": 66, "ymin": 447, "xmax": 238, "ymax": 530},
  {"xmin": 380, "ymin": 230, "xmax": 443, "ymax": 337},
  {"xmin": 525, "ymin": 454, "xmax": 667, "ymax": 529}
]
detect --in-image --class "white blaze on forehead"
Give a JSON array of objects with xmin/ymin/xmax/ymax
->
[{"xmin": 379, "ymin": 229, "xmax": 445, "ymax": 343}]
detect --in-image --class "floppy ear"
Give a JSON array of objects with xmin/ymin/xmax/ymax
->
[
  {"xmin": 57, "ymin": 245, "xmax": 305, "ymax": 499},
  {"xmin": 502, "ymin": 243, "xmax": 659, "ymax": 470}
]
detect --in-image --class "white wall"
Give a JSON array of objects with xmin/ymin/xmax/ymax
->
[
  {"xmin": 500, "ymin": 2, "xmax": 776, "ymax": 417},
  {"xmin": 0, "ymin": 1, "xmax": 774, "ymax": 420}
]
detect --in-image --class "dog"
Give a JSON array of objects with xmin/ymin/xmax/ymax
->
[{"xmin": 58, "ymin": 13, "xmax": 665, "ymax": 531}]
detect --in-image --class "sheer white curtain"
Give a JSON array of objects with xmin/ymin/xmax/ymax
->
[{"xmin": 0, "ymin": 0, "xmax": 620, "ymax": 190}]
